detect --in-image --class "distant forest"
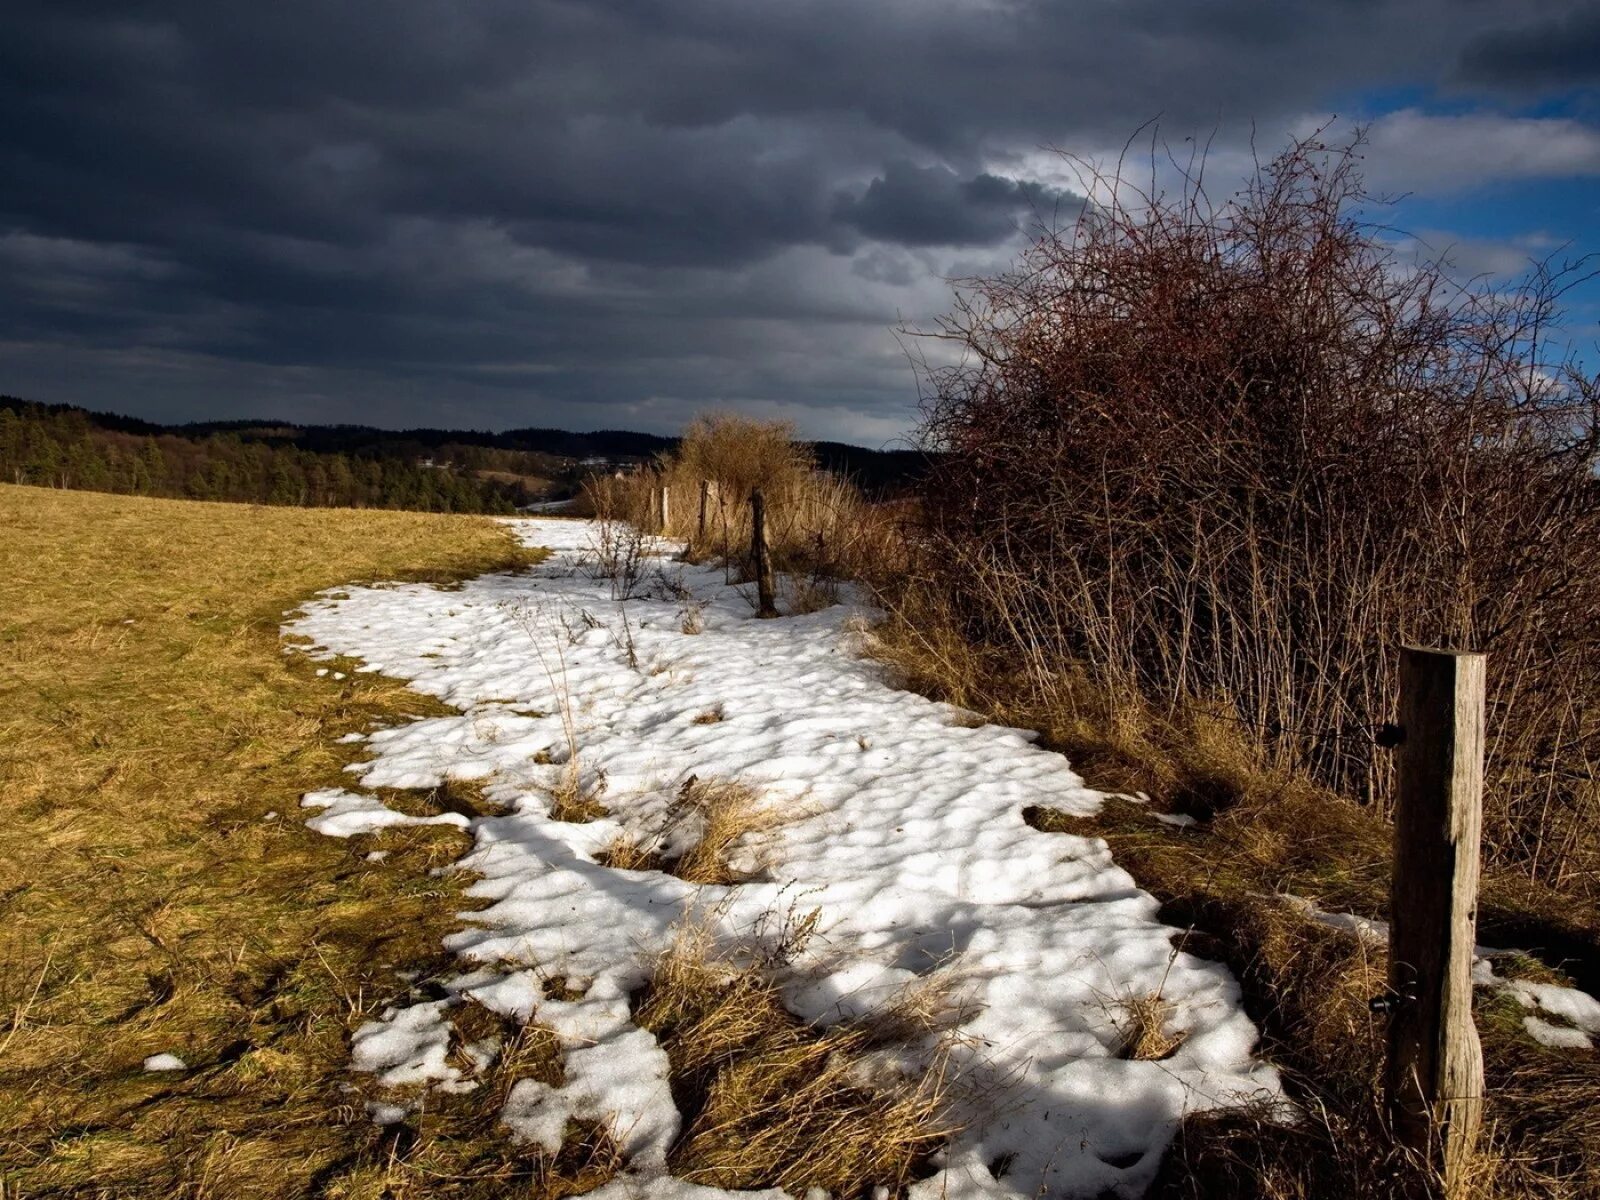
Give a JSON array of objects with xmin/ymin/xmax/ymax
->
[
  {"xmin": 0, "ymin": 400, "xmax": 598, "ymax": 513},
  {"xmin": 0, "ymin": 397, "xmax": 926, "ymax": 514}
]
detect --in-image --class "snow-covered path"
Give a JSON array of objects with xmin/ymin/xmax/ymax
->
[{"xmin": 288, "ymin": 519, "xmax": 1279, "ymax": 1199}]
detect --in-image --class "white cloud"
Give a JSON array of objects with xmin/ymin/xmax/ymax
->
[
  {"xmin": 1357, "ymin": 109, "xmax": 1600, "ymax": 193},
  {"xmin": 1389, "ymin": 228, "xmax": 1565, "ymax": 279}
]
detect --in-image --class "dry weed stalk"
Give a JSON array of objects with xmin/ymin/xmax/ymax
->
[{"xmin": 509, "ymin": 602, "xmax": 607, "ymax": 822}]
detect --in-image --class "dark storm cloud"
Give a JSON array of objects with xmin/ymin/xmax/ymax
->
[
  {"xmin": 1456, "ymin": 5, "xmax": 1600, "ymax": 88},
  {"xmin": 833, "ymin": 163, "xmax": 1077, "ymax": 247},
  {"xmin": 0, "ymin": 0, "xmax": 1568, "ymax": 437}
]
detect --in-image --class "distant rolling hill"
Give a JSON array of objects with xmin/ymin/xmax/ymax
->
[{"xmin": 0, "ymin": 397, "xmax": 928, "ymax": 514}]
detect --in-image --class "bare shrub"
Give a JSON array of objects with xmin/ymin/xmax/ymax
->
[
  {"xmin": 679, "ymin": 602, "xmax": 705, "ymax": 635},
  {"xmin": 673, "ymin": 412, "xmax": 812, "ymax": 515},
  {"xmin": 913, "ymin": 128, "xmax": 1600, "ymax": 892},
  {"xmin": 579, "ymin": 489, "xmax": 650, "ymax": 599}
]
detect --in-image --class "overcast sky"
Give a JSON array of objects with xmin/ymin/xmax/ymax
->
[{"xmin": 4, "ymin": 2, "xmax": 1598, "ymax": 443}]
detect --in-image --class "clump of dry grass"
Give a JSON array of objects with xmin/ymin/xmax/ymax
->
[
  {"xmin": 691, "ymin": 705, "xmax": 724, "ymax": 725},
  {"xmin": 0, "ymin": 483, "xmax": 564, "ymax": 1198},
  {"xmin": 538, "ymin": 974, "xmax": 589, "ymax": 1002},
  {"xmin": 634, "ymin": 927, "xmax": 955, "ymax": 1196},
  {"xmin": 546, "ymin": 762, "xmax": 608, "ymax": 823},
  {"xmin": 445, "ymin": 997, "xmax": 564, "ymax": 1090},
  {"xmin": 597, "ymin": 834, "xmax": 665, "ymax": 873},
  {"xmin": 665, "ymin": 775, "xmax": 785, "ymax": 885},
  {"xmin": 382, "ymin": 776, "xmax": 503, "ymax": 821},
  {"xmin": 1116, "ymin": 993, "xmax": 1187, "ymax": 1062}
]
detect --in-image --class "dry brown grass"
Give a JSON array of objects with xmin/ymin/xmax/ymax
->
[
  {"xmin": 584, "ymin": 412, "xmax": 908, "ymax": 602},
  {"xmin": 0, "ymin": 483, "xmax": 634, "ymax": 1198},
  {"xmin": 597, "ymin": 834, "xmax": 665, "ymax": 873},
  {"xmin": 1115, "ymin": 993, "xmax": 1187, "ymax": 1062},
  {"xmin": 664, "ymin": 776, "xmax": 785, "ymax": 886},
  {"xmin": 634, "ymin": 927, "xmax": 955, "ymax": 1197},
  {"xmin": 545, "ymin": 762, "xmax": 608, "ymax": 823}
]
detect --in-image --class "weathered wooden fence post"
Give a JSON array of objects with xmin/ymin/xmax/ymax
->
[
  {"xmin": 697, "ymin": 479, "xmax": 710, "ymax": 544},
  {"xmin": 750, "ymin": 488, "xmax": 777, "ymax": 618},
  {"xmin": 1387, "ymin": 646, "xmax": 1486, "ymax": 1195},
  {"xmin": 659, "ymin": 484, "xmax": 671, "ymax": 534}
]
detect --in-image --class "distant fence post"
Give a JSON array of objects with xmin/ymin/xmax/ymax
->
[
  {"xmin": 1387, "ymin": 646, "xmax": 1486, "ymax": 1195},
  {"xmin": 750, "ymin": 488, "xmax": 777, "ymax": 618},
  {"xmin": 697, "ymin": 479, "xmax": 710, "ymax": 544},
  {"xmin": 659, "ymin": 484, "xmax": 671, "ymax": 534}
]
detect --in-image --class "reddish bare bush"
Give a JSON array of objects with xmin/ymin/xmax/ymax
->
[{"xmin": 914, "ymin": 130, "xmax": 1600, "ymax": 889}]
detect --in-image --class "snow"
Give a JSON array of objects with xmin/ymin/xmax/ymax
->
[
  {"xmin": 143, "ymin": 1053, "xmax": 187, "ymax": 1071},
  {"xmin": 287, "ymin": 518, "xmax": 1280, "ymax": 1198},
  {"xmin": 367, "ymin": 1100, "xmax": 410, "ymax": 1125},
  {"xmin": 1152, "ymin": 812, "xmax": 1198, "ymax": 829},
  {"xmin": 300, "ymin": 786, "xmax": 470, "ymax": 838},
  {"xmin": 350, "ymin": 998, "xmax": 462, "ymax": 1089},
  {"xmin": 1524, "ymin": 1016, "xmax": 1593, "ymax": 1050}
]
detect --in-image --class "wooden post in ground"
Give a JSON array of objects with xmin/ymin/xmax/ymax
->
[
  {"xmin": 659, "ymin": 485, "xmax": 671, "ymax": 534},
  {"xmin": 697, "ymin": 480, "xmax": 710, "ymax": 545},
  {"xmin": 750, "ymin": 488, "xmax": 778, "ymax": 618},
  {"xmin": 1387, "ymin": 646, "xmax": 1486, "ymax": 1195}
]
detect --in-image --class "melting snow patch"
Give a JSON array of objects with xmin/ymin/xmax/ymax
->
[
  {"xmin": 350, "ymin": 1000, "xmax": 460, "ymax": 1089},
  {"xmin": 288, "ymin": 518, "xmax": 1281, "ymax": 1198},
  {"xmin": 142, "ymin": 1053, "xmax": 187, "ymax": 1072},
  {"xmin": 300, "ymin": 787, "xmax": 469, "ymax": 838},
  {"xmin": 1524, "ymin": 1016, "xmax": 1593, "ymax": 1050}
]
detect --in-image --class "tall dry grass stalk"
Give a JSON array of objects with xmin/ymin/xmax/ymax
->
[{"xmin": 912, "ymin": 129, "xmax": 1600, "ymax": 894}]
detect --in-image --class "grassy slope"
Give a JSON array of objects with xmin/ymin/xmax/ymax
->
[{"xmin": 0, "ymin": 485, "xmax": 542, "ymax": 1197}]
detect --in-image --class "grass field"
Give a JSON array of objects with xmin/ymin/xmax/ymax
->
[{"xmin": 0, "ymin": 485, "xmax": 541, "ymax": 1197}]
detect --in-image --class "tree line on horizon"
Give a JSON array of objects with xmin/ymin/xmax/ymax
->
[{"xmin": 0, "ymin": 402, "xmax": 545, "ymax": 514}]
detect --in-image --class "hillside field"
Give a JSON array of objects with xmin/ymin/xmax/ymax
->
[{"xmin": 0, "ymin": 485, "xmax": 539, "ymax": 1197}]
